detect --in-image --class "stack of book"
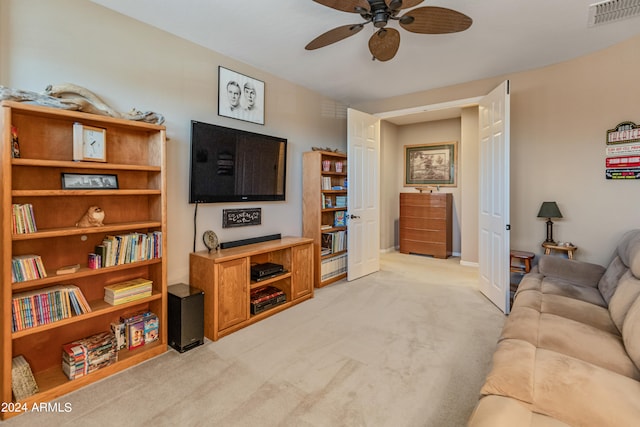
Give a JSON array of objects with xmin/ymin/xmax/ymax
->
[
  {"xmin": 12, "ymin": 285, "xmax": 91, "ymax": 332},
  {"xmin": 104, "ymin": 278, "xmax": 152, "ymax": 305},
  {"xmin": 335, "ymin": 195, "xmax": 347, "ymax": 208},
  {"xmin": 12, "ymin": 204, "xmax": 37, "ymax": 234},
  {"xmin": 250, "ymin": 286, "xmax": 286, "ymax": 315},
  {"xmin": 11, "ymin": 254, "xmax": 47, "ymax": 283},
  {"xmin": 62, "ymin": 331, "xmax": 117, "ymax": 380}
]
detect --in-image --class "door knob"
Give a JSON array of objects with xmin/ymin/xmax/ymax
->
[{"xmin": 350, "ymin": 214, "xmax": 360, "ymax": 219}]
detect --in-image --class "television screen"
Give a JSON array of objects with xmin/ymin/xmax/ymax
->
[{"xmin": 189, "ymin": 121, "xmax": 287, "ymax": 203}]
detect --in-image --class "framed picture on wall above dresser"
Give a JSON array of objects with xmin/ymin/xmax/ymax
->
[{"xmin": 404, "ymin": 141, "xmax": 458, "ymax": 187}]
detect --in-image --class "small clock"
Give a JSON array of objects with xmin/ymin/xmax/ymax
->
[
  {"xmin": 203, "ymin": 230, "xmax": 219, "ymax": 253},
  {"xmin": 73, "ymin": 123, "xmax": 106, "ymax": 162}
]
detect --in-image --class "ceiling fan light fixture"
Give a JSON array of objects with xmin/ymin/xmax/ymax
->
[{"xmin": 373, "ymin": 10, "xmax": 389, "ymax": 27}]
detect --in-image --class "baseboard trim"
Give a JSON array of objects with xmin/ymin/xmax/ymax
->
[{"xmin": 460, "ymin": 260, "xmax": 479, "ymax": 267}]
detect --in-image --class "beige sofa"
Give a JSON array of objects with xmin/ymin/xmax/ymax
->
[{"xmin": 469, "ymin": 230, "xmax": 640, "ymax": 426}]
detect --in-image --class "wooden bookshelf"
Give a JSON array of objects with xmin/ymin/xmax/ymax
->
[
  {"xmin": 0, "ymin": 101, "xmax": 167, "ymax": 419},
  {"xmin": 302, "ymin": 150, "xmax": 348, "ymax": 287}
]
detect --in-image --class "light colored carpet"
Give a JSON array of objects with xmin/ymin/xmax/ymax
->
[{"xmin": 5, "ymin": 252, "xmax": 504, "ymax": 427}]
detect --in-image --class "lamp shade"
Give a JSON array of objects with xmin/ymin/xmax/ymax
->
[{"xmin": 537, "ymin": 202, "xmax": 562, "ymax": 219}]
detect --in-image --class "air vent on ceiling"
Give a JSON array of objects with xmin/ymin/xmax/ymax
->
[{"xmin": 588, "ymin": 0, "xmax": 640, "ymax": 26}]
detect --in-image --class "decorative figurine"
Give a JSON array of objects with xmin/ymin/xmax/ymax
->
[{"xmin": 75, "ymin": 206, "xmax": 105, "ymax": 228}]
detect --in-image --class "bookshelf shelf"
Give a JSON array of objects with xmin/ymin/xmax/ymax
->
[
  {"xmin": 12, "ymin": 189, "xmax": 161, "ymax": 197},
  {"xmin": 12, "ymin": 158, "xmax": 161, "ymax": 172},
  {"xmin": 10, "ymin": 258, "xmax": 162, "ymax": 291},
  {"xmin": 1, "ymin": 101, "xmax": 167, "ymax": 419},
  {"xmin": 12, "ymin": 221, "xmax": 163, "ymax": 240},
  {"xmin": 18, "ymin": 340, "xmax": 164, "ymax": 405},
  {"xmin": 303, "ymin": 150, "xmax": 349, "ymax": 288},
  {"xmin": 11, "ymin": 291, "xmax": 163, "ymax": 339}
]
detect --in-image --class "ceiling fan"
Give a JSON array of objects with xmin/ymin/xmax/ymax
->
[{"xmin": 305, "ymin": 0, "xmax": 472, "ymax": 61}]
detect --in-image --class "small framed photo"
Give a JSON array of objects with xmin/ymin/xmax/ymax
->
[
  {"xmin": 404, "ymin": 141, "xmax": 458, "ymax": 187},
  {"xmin": 73, "ymin": 123, "xmax": 107, "ymax": 162},
  {"xmin": 218, "ymin": 66, "xmax": 265, "ymax": 125},
  {"xmin": 61, "ymin": 173, "xmax": 118, "ymax": 190}
]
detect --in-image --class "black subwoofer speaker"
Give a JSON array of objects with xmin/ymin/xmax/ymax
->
[{"xmin": 168, "ymin": 283, "xmax": 204, "ymax": 353}]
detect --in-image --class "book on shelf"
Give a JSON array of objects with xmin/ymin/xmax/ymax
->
[
  {"xmin": 12, "ymin": 203, "xmax": 37, "ymax": 234},
  {"xmin": 320, "ymin": 224, "xmax": 332, "ymax": 230},
  {"xmin": 56, "ymin": 264, "xmax": 80, "ymax": 275},
  {"xmin": 104, "ymin": 278, "xmax": 153, "ymax": 306},
  {"xmin": 321, "ymin": 253, "xmax": 348, "ymax": 281},
  {"xmin": 11, "ymin": 254, "xmax": 47, "ymax": 283},
  {"xmin": 62, "ymin": 331, "xmax": 118, "ymax": 380},
  {"xmin": 127, "ymin": 321, "xmax": 145, "ymax": 350},
  {"xmin": 321, "ymin": 176, "xmax": 332, "ymax": 190},
  {"xmin": 11, "ymin": 284, "xmax": 92, "ymax": 332},
  {"xmin": 335, "ymin": 195, "xmax": 347, "ymax": 208},
  {"xmin": 12, "ymin": 355, "xmax": 38, "ymax": 401},
  {"xmin": 144, "ymin": 313, "xmax": 159, "ymax": 344},
  {"xmin": 334, "ymin": 211, "xmax": 346, "ymax": 227},
  {"xmin": 110, "ymin": 322, "xmax": 127, "ymax": 350}
]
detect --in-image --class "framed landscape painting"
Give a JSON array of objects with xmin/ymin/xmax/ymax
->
[{"xmin": 404, "ymin": 141, "xmax": 458, "ymax": 187}]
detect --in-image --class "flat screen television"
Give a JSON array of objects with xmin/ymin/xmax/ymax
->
[{"xmin": 189, "ymin": 121, "xmax": 287, "ymax": 203}]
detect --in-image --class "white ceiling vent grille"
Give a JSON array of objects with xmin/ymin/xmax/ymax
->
[{"xmin": 588, "ymin": 0, "xmax": 640, "ymax": 26}]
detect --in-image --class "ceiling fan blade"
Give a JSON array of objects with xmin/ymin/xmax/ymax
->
[
  {"xmin": 313, "ymin": 0, "xmax": 370, "ymax": 13},
  {"xmin": 368, "ymin": 28, "xmax": 400, "ymax": 61},
  {"xmin": 385, "ymin": 0, "xmax": 424, "ymax": 10},
  {"xmin": 305, "ymin": 24, "xmax": 364, "ymax": 50},
  {"xmin": 400, "ymin": 6, "xmax": 472, "ymax": 34}
]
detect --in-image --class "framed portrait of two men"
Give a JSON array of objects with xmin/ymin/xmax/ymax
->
[{"xmin": 218, "ymin": 66, "xmax": 265, "ymax": 125}]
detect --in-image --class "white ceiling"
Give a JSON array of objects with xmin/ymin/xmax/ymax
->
[{"xmin": 92, "ymin": 0, "xmax": 640, "ymax": 111}]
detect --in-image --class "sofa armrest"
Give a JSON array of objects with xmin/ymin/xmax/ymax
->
[{"xmin": 538, "ymin": 255, "xmax": 605, "ymax": 288}]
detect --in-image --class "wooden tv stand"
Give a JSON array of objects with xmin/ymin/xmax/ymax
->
[{"xmin": 189, "ymin": 237, "xmax": 314, "ymax": 341}]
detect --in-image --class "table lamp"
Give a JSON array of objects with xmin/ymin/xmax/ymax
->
[{"xmin": 537, "ymin": 201, "xmax": 562, "ymax": 244}]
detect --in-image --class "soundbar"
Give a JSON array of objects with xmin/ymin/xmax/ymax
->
[{"xmin": 220, "ymin": 233, "xmax": 282, "ymax": 249}]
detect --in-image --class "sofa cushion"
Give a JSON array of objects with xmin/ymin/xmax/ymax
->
[
  {"xmin": 469, "ymin": 395, "xmax": 571, "ymax": 427},
  {"xmin": 609, "ymin": 270, "xmax": 640, "ymax": 331},
  {"xmin": 513, "ymin": 289, "xmax": 619, "ymax": 335},
  {"xmin": 481, "ymin": 339, "xmax": 640, "ymax": 427},
  {"xmin": 598, "ymin": 256, "xmax": 627, "ymax": 305},
  {"xmin": 538, "ymin": 276, "xmax": 607, "ymax": 307},
  {"xmin": 623, "ymin": 297, "xmax": 640, "ymax": 372},
  {"xmin": 501, "ymin": 306, "xmax": 638, "ymax": 378},
  {"xmin": 532, "ymin": 347, "xmax": 640, "ymax": 427},
  {"xmin": 616, "ymin": 229, "xmax": 640, "ymax": 275},
  {"xmin": 537, "ymin": 313, "xmax": 639, "ymax": 379},
  {"xmin": 538, "ymin": 256, "xmax": 605, "ymax": 288}
]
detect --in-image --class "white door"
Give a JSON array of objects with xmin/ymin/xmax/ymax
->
[
  {"xmin": 347, "ymin": 108, "xmax": 380, "ymax": 281},
  {"xmin": 478, "ymin": 81, "xmax": 511, "ymax": 313}
]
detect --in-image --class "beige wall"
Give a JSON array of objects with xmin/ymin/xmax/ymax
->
[
  {"xmin": 1, "ymin": 0, "xmax": 347, "ymax": 284},
  {"xmin": 360, "ymin": 34, "xmax": 640, "ymax": 266}
]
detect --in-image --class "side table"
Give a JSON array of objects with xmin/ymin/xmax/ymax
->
[{"xmin": 542, "ymin": 242, "xmax": 577, "ymax": 259}]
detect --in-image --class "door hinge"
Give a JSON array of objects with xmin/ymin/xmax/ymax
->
[{"xmin": 506, "ymin": 224, "xmax": 511, "ymax": 230}]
